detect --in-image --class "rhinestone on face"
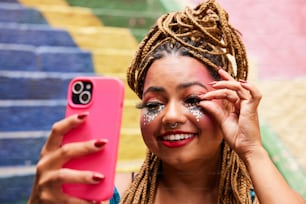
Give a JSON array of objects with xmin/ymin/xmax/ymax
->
[
  {"xmin": 186, "ymin": 105, "xmax": 204, "ymax": 122},
  {"xmin": 143, "ymin": 105, "xmax": 164, "ymax": 125}
]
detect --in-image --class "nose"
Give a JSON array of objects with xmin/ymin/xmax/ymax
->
[{"xmin": 162, "ymin": 101, "xmax": 186, "ymax": 127}]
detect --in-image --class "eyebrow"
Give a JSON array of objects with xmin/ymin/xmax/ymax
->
[
  {"xmin": 143, "ymin": 86, "xmax": 165, "ymax": 96},
  {"xmin": 177, "ymin": 81, "xmax": 208, "ymax": 91},
  {"xmin": 143, "ymin": 81, "xmax": 208, "ymax": 96}
]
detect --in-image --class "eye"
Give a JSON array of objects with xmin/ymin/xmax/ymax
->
[
  {"xmin": 184, "ymin": 96, "xmax": 201, "ymax": 107},
  {"xmin": 136, "ymin": 102, "xmax": 165, "ymax": 113}
]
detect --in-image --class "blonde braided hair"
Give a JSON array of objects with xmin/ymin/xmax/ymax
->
[
  {"xmin": 123, "ymin": 0, "xmax": 253, "ymax": 203},
  {"xmin": 121, "ymin": 143, "xmax": 252, "ymax": 203},
  {"xmin": 127, "ymin": 0, "xmax": 248, "ymax": 99}
]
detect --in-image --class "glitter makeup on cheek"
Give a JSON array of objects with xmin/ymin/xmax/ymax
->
[
  {"xmin": 143, "ymin": 105, "xmax": 165, "ymax": 125},
  {"xmin": 185, "ymin": 105, "xmax": 204, "ymax": 122}
]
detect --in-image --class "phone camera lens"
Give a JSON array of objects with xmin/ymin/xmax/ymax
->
[
  {"xmin": 72, "ymin": 81, "xmax": 84, "ymax": 94},
  {"xmin": 79, "ymin": 91, "xmax": 91, "ymax": 104}
]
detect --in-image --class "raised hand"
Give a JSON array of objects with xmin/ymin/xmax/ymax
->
[
  {"xmin": 199, "ymin": 68, "xmax": 262, "ymax": 160},
  {"xmin": 28, "ymin": 113, "xmax": 107, "ymax": 204}
]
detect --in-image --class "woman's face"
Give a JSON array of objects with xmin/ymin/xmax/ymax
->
[{"xmin": 140, "ymin": 55, "xmax": 223, "ymax": 167}]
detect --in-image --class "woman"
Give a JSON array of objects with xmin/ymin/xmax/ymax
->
[{"xmin": 28, "ymin": 0, "xmax": 305, "ymax": 203}]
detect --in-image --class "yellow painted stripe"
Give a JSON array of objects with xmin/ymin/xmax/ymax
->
[
  {"xmin": 19, "ymin": 0, "xmax": 69, "ymax": 6},
  {"xmin": 66, "ymin": 27, "xmax": 138, "ymax": 50},
  {"xmin": 25, "ymin": 5, "xmax": 103, "ymax": 28}
]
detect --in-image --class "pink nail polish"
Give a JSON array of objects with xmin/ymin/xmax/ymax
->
[{"xmin": 239, "ymin": 79, "xmax": 247, "ymax": 83}]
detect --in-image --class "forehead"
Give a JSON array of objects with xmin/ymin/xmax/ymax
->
[{"xmin": 144, "ymin": 55, "xmax": 213, "ymax": 87}]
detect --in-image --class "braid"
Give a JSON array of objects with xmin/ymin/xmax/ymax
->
[
  {"xmin": 121, "ymin": 143, "xmax": 253, "ymax": 203},
  {"xmin": 124, "ymin": 0, "xmax": 253, "ymax": 203},
  {"xmin": 127, "ymin": 0, "xmax": 248, "ymax": 98},
  {"xmin": 120, "ymin": 151, "xmax": 160, "ymax": 204},
  {"xmin": 217, "ymin": 142, "xmax": 252, "ymax": 203}
]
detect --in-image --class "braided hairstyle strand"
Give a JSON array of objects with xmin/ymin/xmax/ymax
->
[{"xmin": 123, "ymin": 0, "xmax": 253, "ymax": 203}]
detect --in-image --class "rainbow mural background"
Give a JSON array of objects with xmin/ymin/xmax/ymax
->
[{"xmin": 0, "ymin": 0, "xmax": 305, "ymax": 203}]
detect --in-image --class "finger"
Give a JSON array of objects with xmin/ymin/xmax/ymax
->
[
  {"xmin": 201, "ymin": 89, "xmax": 241, "ymax": 115},
  {"xmin": 42, "ymin": 112, "xmax": 89, "ymax": 156},
  {"xmin": 47, "ymin": 139, "xmax": 108, "ymax": 168},
  {"xmin": 201, "ymin": 89, "xmax": 240, "ymax": 104},
  {"xmin": 209, "ymin": 80, "xmax": 250, "ymax": 100},
  {"xmin": 40, "ymin": 189, "xmax": 94, "ymax": 204},
  {"xmin": 240, "ymin": 81, "xmax": 262, "ymax": 105},
  {"xmin": 60, "ymin": 195, "xmax": 95, "ymax": 204},
  {"xmin": 41, "ymin": 168, "xmax": 104, "ymax": 187},
  {"xmin": 218, "ymin": 68, "xmax": 236, "ymax": 81}
]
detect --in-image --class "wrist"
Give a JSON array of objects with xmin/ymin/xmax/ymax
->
[{"xmin": 240, "ymin": 145, "xmax": 269, "ymax": 168}]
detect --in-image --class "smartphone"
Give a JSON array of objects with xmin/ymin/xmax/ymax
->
[{"xmin": 61, "ymin": 76, "xmax": 124, "ymax": 202}]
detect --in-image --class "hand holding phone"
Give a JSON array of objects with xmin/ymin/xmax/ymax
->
[{"xmin": 61, "ymin": 76, "xmax": 124, "ymax": 202}]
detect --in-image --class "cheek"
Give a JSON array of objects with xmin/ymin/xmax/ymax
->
[
  {"xmin": 142, "ymin": 110, "xmax": 158, "ymax": 125},
  {"xmin": 185, "ymin": 105, "xmax": 219, "ymax": 131},
  {"xmin": 197, "ymin": 112, "xmax": 215, "ymax": 128},
  {"xmin": 184, "ymin": 106, "xmax": 204, "ymax": 122},
  {"xmin": 141, "ymin": 106, "xmax": 164, "ymax": 126},
  {"xmin": 140, "ymin": 124, "xmax": 157, "ymax": 152},
  {"xmin": 140, "ymin": 112, "xmax": 157, "ymax": 145}
]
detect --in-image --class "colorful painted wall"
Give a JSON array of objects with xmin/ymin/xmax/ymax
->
[{"xmin": 0, "ymin": 0, "xmax": 305, "ymax": 203}]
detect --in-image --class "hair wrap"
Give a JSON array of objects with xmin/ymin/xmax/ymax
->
[{"xmin": 127, "ymin": 0, "xmax": 248, "ymax": 99}]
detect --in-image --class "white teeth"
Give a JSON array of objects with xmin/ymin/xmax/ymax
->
[{"xmin": 163, "ymin": 134, "xmax": 194, "ymax": 141}]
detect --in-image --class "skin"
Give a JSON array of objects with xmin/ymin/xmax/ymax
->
[
  {"xmin": 27, "ymin": 55, "xmax": 305, "ymax": 204},
  {"xmin": 141, "ymin": 55, "xmax": 224, "ymax": 203}
]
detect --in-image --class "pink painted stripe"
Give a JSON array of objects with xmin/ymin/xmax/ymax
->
[{"xmin": 187, "ymin": 0, "xmax": 306, "ymax": 79}]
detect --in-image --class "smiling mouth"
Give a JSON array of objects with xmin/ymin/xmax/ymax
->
[{"xmin": 162, "ymin": 134, "xmax": 195, "ymax": 141}]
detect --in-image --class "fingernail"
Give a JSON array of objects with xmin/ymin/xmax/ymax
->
[
  {"xmin": 208, "ymin": 81, "xmax": 217, "ymax": 85},
  {"xmin": 92, "ymin": 173, "xmax": 104, "ymax": 182},
  {"xmin": 77, "ymin": 112, "xmax": 89, "ymax": 120},
  {"xmin": 218, "ymin": 67, "xmax": 226, "ymax": 72},
  {"xmin": 239, "ymin": 79, "xmax": 247, "ymax": 83},
  {"xmin": 94, "ymin": 140, "xmax": 107, "ymax": 148},
  {"xmin": 217, "ymin": 66, "xmax": 224, "ymax": 71}
]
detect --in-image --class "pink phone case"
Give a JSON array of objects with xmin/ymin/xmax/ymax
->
[{"xmin": 61, "ymin": 76, "xmax": 124, "ymax": 202}]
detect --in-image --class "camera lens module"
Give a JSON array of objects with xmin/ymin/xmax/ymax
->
[
  {"xmin": 72, "ymin": 81, "xmax": 84, "ymax": 94},
  {"xmin": 71, "ymin": 81, "xmax": 93, "ymax": 105},
  {"xmin": 79, "ymin": 91, "xmax": 91, "ymax": 104}
]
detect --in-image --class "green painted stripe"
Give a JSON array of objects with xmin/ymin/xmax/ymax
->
[
  {"xmin": 159, "ymin": 0, "xmax": 183, "ymax": 11},
  {"xmin": 261, "ymin": 122, "xmax": 306, "ymax": 198}
]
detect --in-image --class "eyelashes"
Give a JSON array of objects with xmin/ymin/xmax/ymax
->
[
  {"xmin": 137, "ymin": 96, "xmax": 204, "ymax": 125},
  {"xmin": 136, "ymin": 102, "xmax": 165, "ymax": 113},
  {"xmin": 136, "ymin": 102, "xmax": 165, "ymax": 125},
  {"xmin": 136, "ymin": 95, "xmax": 202, "ymax": 112},
  {"xmin": 184, "ymin": 96, "xmax": 202, "ymax": 107}
]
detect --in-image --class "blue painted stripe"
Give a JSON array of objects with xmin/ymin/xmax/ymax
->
[
  {"xmin": 0, "ymin": 44, "xmax": 94, "ymax": 72},
  {"xmin": 0, "ymin": 1, "xmax": 19, "ymax": 3},
  {"xmin": 0, "ymin": 173, "xmax": 34, "ymax": 203},
  {"xmin": 0, "ymin": 100, "xmax": 67, "ymax": 107},
  {"xmin": 0, "ymin": 44, "xmax": 36, "ymax": 70},
  {"xmin": 0, "ymin": 102, "xmax": 66, "ymax": 131},
  {"xmin": 0, "ymin": 23, "xmax": 76, "ymax": 46},
  {"xmin": 0, "ymin": 134, "xmax": 47, "ymax": 166},
  {"xmin": 0, "ymin": 71, "xmax": 95, "ymax": 99},
  {"xmin": 0, "ymin": 76, "xmax": 71, "ymax": 99},
  {"xmin": 0, "ymin": 70, "xmax": 95, "ymax": 78},
  {"xmin": 37, "ymin": 46, "xmax": 94, "ymax": 72},
  {"xmin": 0, "ymin": 3, "xmax": 47, "ymax": 24}
]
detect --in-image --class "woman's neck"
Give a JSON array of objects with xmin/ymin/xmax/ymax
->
[{"xmin": 155, "ymin": 150, "xmax": 221, "ymax": 203}]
